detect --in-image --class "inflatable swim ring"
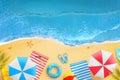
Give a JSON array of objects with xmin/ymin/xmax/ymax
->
[{"xmin": 47, "ymin": 63, "xmax": 62, "ymax": 78}]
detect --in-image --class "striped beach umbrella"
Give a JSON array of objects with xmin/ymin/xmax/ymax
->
[
  {"xmin": 89, "ymin": 50, "xmax": 117, "ymax": 78},
  {"xmin": 116, "ymin": 48, "xmax": 120, "ymax": 61},
  {"xmin": 9, "ymin": 57, "xmax": 36, "ymax": 80},
  {"xmin": 30, "ymin": 51, "xmax": 49, "ymax": 80},
  {"xmin": 70, "ymin": 60, "xmax": 92, "ymax": 80}
]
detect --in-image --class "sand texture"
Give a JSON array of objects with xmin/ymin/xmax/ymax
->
[{"xmin": 0, "ymin": 38, "xmax": 120, "ymax": 80}]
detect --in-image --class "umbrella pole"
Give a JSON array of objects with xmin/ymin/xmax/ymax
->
[{"xmin": 0, "ymin": 70, "xmax": 4, "ymax": 80}]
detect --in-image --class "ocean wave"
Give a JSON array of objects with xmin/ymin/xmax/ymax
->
[
  {"xmin": 0, "ymin": 13, "xmax": 120, "ymax": 46},
  {"xmin": 0, "ymin": 0, "xmax": 120, "ymax": 46},
  {"xmin": 1, "ymin": 0, "xmax": 120, "ymax": 17},
  {"xmin": 110, "ymin": 24, "xmax": 120, "ymax": 30},
  {"xmin": 1, "ymin": 23, "xmax": 120, "ymax": 46},
  {"xmin": 17, "ymin": 10, "xmax": 120, "ymax": 17}
]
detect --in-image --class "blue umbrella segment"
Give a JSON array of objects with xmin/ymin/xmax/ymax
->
[{"xmin": 9, "ymin": 57, "xmax": 36, "ymax": 80}]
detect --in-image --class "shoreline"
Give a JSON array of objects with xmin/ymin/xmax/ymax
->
[
  {"xmin": 0, "ymin": 37, "xmax": 119, "ymax": 80},
  {"xmin": 0, "ymin": 37, "xmax": 64, "ymax": 46},
  {"xmin": 0, "ymin": 37, "xmax": 120, "ymax": 47}
]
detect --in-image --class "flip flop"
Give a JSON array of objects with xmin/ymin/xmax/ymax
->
[
  {"xmin": 63, "ymin": 53, "xmax": 68, "ymax": 64},
  {"xmin": 58, "ymin": 54, "xmax": 64, "ymax": 63}
]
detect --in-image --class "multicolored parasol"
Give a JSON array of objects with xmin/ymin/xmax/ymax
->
[
  {"xmin": 9, "ymin": 57, "xmax": 36, "ymax": 80},
  {"xmin": 89, "ymin": 50, "xmax": 117, "ymax": 78}
]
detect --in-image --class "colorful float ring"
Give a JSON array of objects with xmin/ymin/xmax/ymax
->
[{"xmin": 47, "ymin": 63, "xmax": 62, "ymax": 78}]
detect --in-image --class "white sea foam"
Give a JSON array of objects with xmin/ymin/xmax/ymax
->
[
  {"xmin": 0, "ymin": 37, "xmax": 64, "ymax": 46},
  {"xmin": 111, "ymin": 24, "xmax": 120, "ymax": 30},
  {"xmin": 18, "ymin": 10, "xmax": 120, "ymax": 17},
  {"xmin": 0, "ymin": 37, "xmax": 120, "ymax": 47}
]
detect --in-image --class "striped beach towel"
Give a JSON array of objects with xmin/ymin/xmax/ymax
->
[
  {"xmin": 70, "ymin": 60, "xmax": 92, "ymax": 80},
  {"xmin": 30, "ymin": 51, "xmax": 49, "ymax": 80}
]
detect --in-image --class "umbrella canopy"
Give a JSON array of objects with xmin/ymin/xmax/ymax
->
[
  {"xmin": 9, "ymin": 57, "xmax": 36, "ymax": 80},
  {"xmin": 89, "ymin": 50, "xmax": 117, "ymax": 78},
  {"xmin": 116, "ymin": 48, "xmax": 120, "ymax": 61}
]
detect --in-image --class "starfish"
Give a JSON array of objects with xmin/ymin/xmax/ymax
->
[
  {"xmin": 87, "ymin": 46, "xmax": 90, "ymax": 49},
  {"xmin": 27, "ymin": 40, "xmax": 34, "ymax": 48},
  {"xmin": 8, "ymin": 46, "xmax": 12, "ymax": 50}
]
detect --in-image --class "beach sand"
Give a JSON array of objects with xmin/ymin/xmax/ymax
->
[{"xmin": 0, "ymin": 38, "xmax": 120, "ymax": 80}]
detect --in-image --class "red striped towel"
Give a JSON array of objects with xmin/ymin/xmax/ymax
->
[{"xmin": 30, "ymin": 51, "xmax": 49, "ymax": 80}]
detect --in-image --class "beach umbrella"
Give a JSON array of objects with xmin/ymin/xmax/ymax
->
[
  {"xmin": 116, "ymin": 48, "xmax": 120, "ymax": 61},
  {"xmin": 9, "ymin": 57, "xmax": 36, "ymax": 80},
  {"xmin": 89, "ymin": 50, "xmax": 117, "ymax": 78}
]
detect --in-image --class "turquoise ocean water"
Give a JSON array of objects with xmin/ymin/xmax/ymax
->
[{"xmin": 0, "ymin": 0, "xmax": 120, "ymax": 46}]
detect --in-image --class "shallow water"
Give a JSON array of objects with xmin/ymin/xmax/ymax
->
[{"xmin": 0, "ymin": 0, "xmax": 120, "ymax": 46}]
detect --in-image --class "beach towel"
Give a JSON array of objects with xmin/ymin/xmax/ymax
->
[
  {"xmin": 30, "ymin": 51, "xmax": 49, "ymax": 80},
  {"xmin": 70, "ymin": 60, "xmax": 92, "ymax": 80}
]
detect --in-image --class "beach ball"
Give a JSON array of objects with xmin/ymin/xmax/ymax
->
[{"xmin": 63, "ymin": 72, "xmax": 77, "ymax": 80}]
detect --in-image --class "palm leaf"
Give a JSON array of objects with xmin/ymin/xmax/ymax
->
[
  {"xmin": 0, "ymin": 64, "xmax": 6, "ymax": 70},
  {"xmin": 3, "ymin": 57, "xmax": 10, "ymax": 63},
  {"xmin": 0, "ymin": 51, "xmax": 9, "ymax": 70},
  {"xmin": 117, "ymin": 58, "xmax": 120, "ymax": 64},
  {"xmin": 0, "ymin": 53, "xmax": 5, "ymax": 61},
  {"xmin": 111, "ymin": 74, "xmax": 119, "ymax": 80},
  {"xmin": 111, "ymin": 54, "xmax": 120, "ymax": 80},
  {"xmin": 115, "ymin": 68, "xmax": 120, "ymax": 76}
]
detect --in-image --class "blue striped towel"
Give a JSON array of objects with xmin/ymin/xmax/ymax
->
[{"xmin": 70, "ymin": 60, "xmax": 92, "ymax": 80}]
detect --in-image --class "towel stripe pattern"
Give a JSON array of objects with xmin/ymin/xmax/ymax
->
[
  {"xmin": 70, "ymin": 60, "xmax": 92, "ymax": 80},
  {"xmin": 30, "ymin": 51, "xmax": 49, "ymax": 80}
]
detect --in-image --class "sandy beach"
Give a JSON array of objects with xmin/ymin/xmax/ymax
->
[{"xmin": 0, "ymin": 38, "xmax": 120, "ymax": 80}]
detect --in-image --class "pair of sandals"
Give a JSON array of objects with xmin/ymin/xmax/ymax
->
[{"xmin": 58, "ymin": 53, "xmax": 68, "ymax": 64}]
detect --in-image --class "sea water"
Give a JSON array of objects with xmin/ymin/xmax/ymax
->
[{"xmin": 0, "ymin": 0, "xmax": 120, "ymax": 46}]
